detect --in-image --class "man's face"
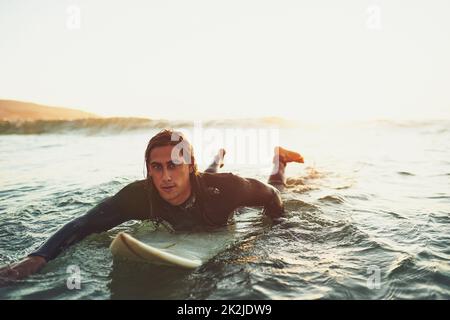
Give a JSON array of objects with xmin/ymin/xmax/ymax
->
[{"xmin": 148, "ymin": 145, "xmax": 193, "ymax": 206}]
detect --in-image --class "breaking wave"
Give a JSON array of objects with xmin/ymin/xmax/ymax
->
[{"xmin": 0, "ymin": 117, "xmax": 292, "ymax": 135}]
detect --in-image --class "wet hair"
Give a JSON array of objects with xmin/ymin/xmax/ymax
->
[{"xmin": 144, "ymin": 129, "xmax": 198, "ymax": 178}]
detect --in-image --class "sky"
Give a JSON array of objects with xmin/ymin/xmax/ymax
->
[{"xmin": 0, "ymin": 0, "xmax": 449, "ymax": 122}]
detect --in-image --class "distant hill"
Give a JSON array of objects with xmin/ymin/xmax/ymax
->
[{"xmin": 0, "ymin": 100, "xmax": 99, "ymax": 121}]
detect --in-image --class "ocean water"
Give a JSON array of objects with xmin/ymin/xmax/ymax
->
[{"xmin": 0, "ymin": 119, "xmax": 449, "ymax": 299}]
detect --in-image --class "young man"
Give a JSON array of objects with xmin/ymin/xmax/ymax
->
[{"xmin": 0, "ymin": 129, "xmax": 304, "ymax": 285}]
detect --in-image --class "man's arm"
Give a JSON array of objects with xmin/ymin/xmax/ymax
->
[
  {"xmin": 28, "ymin": 196, "xmax": 130, "ymax": 262},
  {"xmin": 0, "ymin": 180, "xmax": 151, "ymax": 285},
  {"xmin": 226, "ymin": 174, "xmax": 284, "ymax": 219},
  {"xmin": 0, "ymin": 197, "xmax": 127, "ymax": 285}
]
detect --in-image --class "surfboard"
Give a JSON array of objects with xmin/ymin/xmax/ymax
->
[{"xmin": 110, "ymin": 232, "xmax": 203, "ymax": 269}]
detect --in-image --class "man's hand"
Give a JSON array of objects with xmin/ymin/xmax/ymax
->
[{"xmin": 0, "ymin": 256, "xmax": 47, "ymax": 287}]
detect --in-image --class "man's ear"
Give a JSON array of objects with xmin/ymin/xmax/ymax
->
[{"xmin": 189, "ymin": 165, "xmax": 193, "ymax": 173}]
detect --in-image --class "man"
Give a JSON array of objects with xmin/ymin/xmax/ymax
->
[{"xmin": 0, "ymin": 129, "xmax": 304, "ymax": 285}]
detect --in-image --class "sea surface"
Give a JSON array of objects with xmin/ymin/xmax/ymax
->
[{"xmin": 0, "ymin": 119, "xmax": 449, "ymax": 299}]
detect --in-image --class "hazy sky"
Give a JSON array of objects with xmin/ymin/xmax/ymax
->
[{"xmin": 1, "ymin": 0, "xmax": 449, "ymax": 122}]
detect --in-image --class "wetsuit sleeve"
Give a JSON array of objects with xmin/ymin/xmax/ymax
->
[
  {"xmin": 229, "ymin": 174, "xmax": 284, "ymax": 219},
  {"xmin": 28, "ymin": 181, "xmax": 151, "ymax": 262}
]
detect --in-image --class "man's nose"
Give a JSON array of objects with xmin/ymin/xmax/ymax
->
[{"xmin": 162, "ymin": 167, "xmax": 172, "ymax": 181}]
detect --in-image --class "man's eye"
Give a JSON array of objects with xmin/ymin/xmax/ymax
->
[
  {"xmin": 168, "ymin": 163, "xmax": 177, "ymax": 169},
  {"xmin": 151, "ymin": 164, "xmax": 162, "ymax": 171}
]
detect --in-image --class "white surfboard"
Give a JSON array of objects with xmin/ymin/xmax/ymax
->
[{"xmin": 110, "ymin": 232, "xmax": 203, "ymax": 269}]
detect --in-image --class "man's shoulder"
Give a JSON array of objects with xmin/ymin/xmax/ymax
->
[
  {"xmin": 115, "ymin": 179, "xmax": 149, "ymax": 197},
  {"xmin": 109, "ymin": 179, "xmax": 151, "ymax": 219},
  {"xmin": 199, "ymin": 172, "xmax": 240, "ymax": 182},
  {"xmin": 119, "ymin": 179, "xmax": 147, "ymax": 189},
  {"xmin": 198, "ymin": 172, "xmax": 247, "ymax": 191},
  {"xmin": 112, "ymin": 179, "xmax": 150, "ymax": 209},
  {"xmin": 125, "ymin": 179, "xmax": 148, "ymax": 188}
]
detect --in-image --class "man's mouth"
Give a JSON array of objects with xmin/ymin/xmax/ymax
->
[{"xmin": 161, "ymin": 185, "xmax": 176, "ymax": 193}]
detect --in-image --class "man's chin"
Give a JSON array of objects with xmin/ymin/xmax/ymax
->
[{"xmin": 160, "ymin": 192, "xmax": 178, "ymax": 203}]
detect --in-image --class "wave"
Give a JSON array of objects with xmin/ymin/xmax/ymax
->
[
  {"xmin": 318, "ymin": 195, "xmax": 346, "ymax": 204},
  {"xmin": 0, "ymin": 117, "xmax": 292, "ymax": 135},
  {"xmin": 2, "ymin": 116, "xmax": 448, "ymax": 135},
  {"xmin": 367, "ymin": 118, "xmax": 450, "ymax": 128}
]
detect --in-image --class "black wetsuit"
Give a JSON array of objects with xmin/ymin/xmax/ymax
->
[{"xmin": 29, "ymin": 172, "xmax": 284, "ymax": 262}]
